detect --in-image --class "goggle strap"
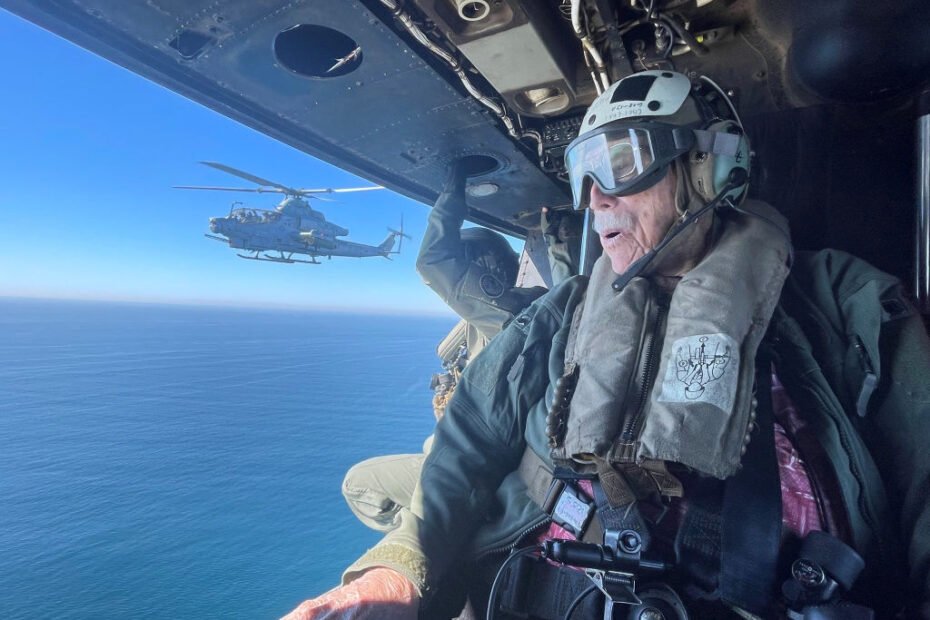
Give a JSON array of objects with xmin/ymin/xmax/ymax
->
[
  {"xmin": 693, "ymin": 129, "xmax": 741, "ymax": 157},
  {"xmin": 671, "ymin": 127, "xmax": 695, "ymax": 151}
]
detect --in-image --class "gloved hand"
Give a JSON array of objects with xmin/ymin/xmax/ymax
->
[
  {"xmin": 541, "ymin": 206, "xmax": 560, "ymax": 238},
  {"xmin": 541, "ymin": 206, "xmax": 569, "ymax": 241},
  {"xmin": 542, "ymin": 207, "xmax": 579, "ymax": 243},
  {"xmin": 432, "ymin": 159, "xmax": 471, "ymax": 221},
  {"xmin": 443, "ymin": 158, "xmax": 471, "ymax": 194},
  {"xmin": 279, "ymin": 567, "xmax": 419, "ymax": 620}
]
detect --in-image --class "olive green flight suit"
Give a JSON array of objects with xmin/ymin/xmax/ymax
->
[{"xmin": 414, "ymin": 166, "xmax": 549, "ymax": 359}]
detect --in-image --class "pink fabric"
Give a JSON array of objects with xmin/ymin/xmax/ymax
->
[
  {"xmin": 773, "ymin": 419, "xmax": 823, "ymax": 537},
  {"xmin": 770, "ymin": 369, "xmax": 849, "ymax": 542}
]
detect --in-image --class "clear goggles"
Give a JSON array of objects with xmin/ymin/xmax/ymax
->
[{"xmin": 564, "ymin": 123, "xmax": 696, "ymax": 208}]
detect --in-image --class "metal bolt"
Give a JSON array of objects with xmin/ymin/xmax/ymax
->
[{"xmin": 620, "ymin": 531, "xmax": 642, "ymax": 553}]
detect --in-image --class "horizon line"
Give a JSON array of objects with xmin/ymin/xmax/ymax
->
[{"xmin": 0, "ymin": 293, "xmax": 457, "ymax": 318}]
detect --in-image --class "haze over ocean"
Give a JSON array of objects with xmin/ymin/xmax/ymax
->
[{"xmin": 0, "ymin": 297, "xmax": 452, "ymax": 619}]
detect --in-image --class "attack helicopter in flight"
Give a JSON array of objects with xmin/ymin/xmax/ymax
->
[{"xmin": 175, "ymin": 161, "xmax": 409, "ymax": 264}]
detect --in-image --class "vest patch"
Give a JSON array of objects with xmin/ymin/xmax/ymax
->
[{"xmin": 658, "ymin": 333, "xmax": 738, "ymax": 411}]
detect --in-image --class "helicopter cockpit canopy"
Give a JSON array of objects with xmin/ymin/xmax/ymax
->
[{"xmin": 230, "ymin": 208, "xmax": 275, "ymax": 223}]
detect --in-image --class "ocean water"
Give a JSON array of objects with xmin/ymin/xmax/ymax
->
[{"xmin": 0, "ymin": 298, "xmax": 453, "ymax": 619}]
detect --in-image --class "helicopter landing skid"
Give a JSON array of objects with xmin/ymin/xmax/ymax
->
[{"xmin": 236, "ymin": 251, "xmax": 321, "ymax": 264}]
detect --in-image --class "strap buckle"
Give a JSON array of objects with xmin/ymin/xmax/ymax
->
[{"xmin": 542, "ymin": 478, "xmax": 595, "ymax": 538}]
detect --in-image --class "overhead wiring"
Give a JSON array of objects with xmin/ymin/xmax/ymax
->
[
  {"xmin": 570, "ymin": 0, "xmax": 611, "ymax": 91},
  {"xmin": 376, "ymin": 0, "xmax": 544, "ymax": 160},
  {"xmin": 635, "ymin": 0, "xmax": 708, "ymax": 64}
]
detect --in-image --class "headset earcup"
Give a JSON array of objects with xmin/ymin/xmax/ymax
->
[{"xmin": 688, "ymin": 120, "xmax": 751, "ymax": 201}]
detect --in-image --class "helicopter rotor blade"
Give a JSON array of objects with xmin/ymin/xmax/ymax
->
[
  {"xmin": 173, "ymin": 185, "xmax": 287, "ymax": 193},
  {"xmin": 199, "ymin": 161, "xmax": 302, "ymax": 195},
  {"xmin": 297, "ymin": 186, "xmax": 384, "ymax": 194}
]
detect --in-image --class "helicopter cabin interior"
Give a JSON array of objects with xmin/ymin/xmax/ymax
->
[{"xmin": 1, "ymin": 0, "xmax": 928, "ymax": 300}]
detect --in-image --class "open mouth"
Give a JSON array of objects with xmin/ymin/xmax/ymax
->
[{"xmin": 600, "ymin": 228, "xmax": 628, "ymax": 242}]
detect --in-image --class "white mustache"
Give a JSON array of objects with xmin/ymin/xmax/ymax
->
[{"xmin": 592, "ymin": 211, "xmax": 634, "ymax": 234}]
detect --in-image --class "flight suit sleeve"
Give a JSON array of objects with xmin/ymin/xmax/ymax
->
[
  {"xmin": 415, "ymin": 167, "xmax": 523, "ymax": 340},
  {"xmin": 869, "ymin": 312, "xmax": 930, "ymax": 618},
  {"xmin": 416, "ymin": 166, "xmax": 470, "ymax": 305}
]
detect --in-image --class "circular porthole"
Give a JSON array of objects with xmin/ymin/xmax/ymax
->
[
  {"xmin": 458, "ymin": 154, "xmax": 500, "ymax": 177},
  {"xmin": 273, "ymin": 24, "xmax": 362, "ymax": 78}
]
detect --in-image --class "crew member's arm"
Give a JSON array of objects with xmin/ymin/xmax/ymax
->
[
  {"xmin": 416, "ymin": 162, "xmax": 518, "ymax": 339},
  {"xmin": 416, "ymin": 162, "xmax": 470, "ymax": 305},
  {"xmin": 279, "ymin": 568, "xmax": 418, "ymax": 620}
]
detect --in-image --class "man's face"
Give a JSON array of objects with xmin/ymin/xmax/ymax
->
[{"xmin": 589, "ymin": 167, "xmax": 679, "ymax": 275}]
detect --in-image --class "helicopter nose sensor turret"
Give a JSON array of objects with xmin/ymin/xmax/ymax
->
[{"xmin": 209, "ymin": 217, "xmax": 225, "ymax": 233}]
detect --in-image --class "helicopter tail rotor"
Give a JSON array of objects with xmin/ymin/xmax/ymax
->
[{"xmin": 386, "ymin": 214, "xmax": 411, "ymax": 255}]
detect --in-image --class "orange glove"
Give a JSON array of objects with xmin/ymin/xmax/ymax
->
[{"xmin": 279, "ymin": 567, "xmax": 419, "ymax": 620}]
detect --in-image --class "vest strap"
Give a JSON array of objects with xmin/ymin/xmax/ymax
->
[{"xmin": 719, "ymin": 351, "xmax": 782, "ymax": 615}]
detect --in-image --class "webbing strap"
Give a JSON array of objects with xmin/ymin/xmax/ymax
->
[
  {"xmin": 674, "ymin": 475, "xmax": 724, "ymax": 598},
  {"xmin": 589, "ymin": 479, "xmax": 652, "ymax": 551},
  {"xmin": 719, "ymin": 351, "xmax": 782, "ymax": 615},
  {"xmin": 693, "ymin": 128, "xmax": 741, "ymax": 157},
  {"xmin": 518, "ymin": 446, "xmax": 554, "ymax": 509}
]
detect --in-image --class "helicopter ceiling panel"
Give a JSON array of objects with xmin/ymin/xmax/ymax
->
[{"xmin": 0, "ymin": 0, "xmax": 568, "ymax": 235}]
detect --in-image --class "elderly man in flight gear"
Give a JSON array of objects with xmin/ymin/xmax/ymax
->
[{"xmin": 282, "ymin": 71, "xmax": 930, "ymax": 620}]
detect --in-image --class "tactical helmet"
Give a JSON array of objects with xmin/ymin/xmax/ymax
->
[
  {"xmin": 461, "ymin": 227, "xmax": 520, "ymax": 293},
  {"xmin": 565, "ymin": 70, "xmax": 750, "ymax": 208}
]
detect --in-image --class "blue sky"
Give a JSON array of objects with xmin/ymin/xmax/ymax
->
[{"xmin": 0, "ymin": 9, "xmax": 464, "ymax": 315}]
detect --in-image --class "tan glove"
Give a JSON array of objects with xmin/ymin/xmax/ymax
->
[{"xmin": 279, "ymin": 567, "xmax": 419, "ymax": 620}]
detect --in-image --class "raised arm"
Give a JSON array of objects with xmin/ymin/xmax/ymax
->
[{"xmin": 415, "ymin": 162, "xmax": 470, "ymax": 304}]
